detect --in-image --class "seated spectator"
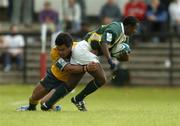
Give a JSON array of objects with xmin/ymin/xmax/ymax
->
[
  {"xmin": 169, "ymin": 0, "xmax": 180, "ymax": 33},
  {"xmin": 3, "ymin": 25, "xmax": 24, "ymax": 72},
  {"xmin": 146, "ymin": 0, "xmax": 168, "ymax": 42},
  {"xmin": 39, "ymin": 1, "xmax": 59, "ymax": 32},
  {"xmin": 100, "ymin": 0, "xmax": 121, "ymax": 25},
  {"xmin": 62, "ymin": 0, "xmax": 82, "ymax": 32},
  {"xmin": 124, "ymin": 0, "xmax": 147, "ymax": 21}
]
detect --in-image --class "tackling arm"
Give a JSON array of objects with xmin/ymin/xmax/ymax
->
[
  {"xmin": 63, "ymin": 64, "xmax": 86, "ymax": 73},
  {"xmin": 55, "ymin": 58, "xmax": 97, "ymax": 74}
]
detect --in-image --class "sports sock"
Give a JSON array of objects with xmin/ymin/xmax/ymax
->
[
  {"xmin": 28, "ymin": 97, "xmax": 38, "ymax": 110},
  {"xmin": 43, "ymin": 84, "xmax": 70, "ymax": 109},
  {"xmin": 75, "ymin": 80, "xmax": 102, "ymax": 101}
]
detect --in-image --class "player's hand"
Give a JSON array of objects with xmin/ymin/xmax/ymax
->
[
  {"xmin": 117, "ymin": 53, "xmax": 129, "ymax": 61},
  {"xmin": 108, "ymin": 58, "xmax": 117, "ymax": 70},
  {"xmin": 87, "ymin": 62, "xmax": 98, "ymax": 72}
]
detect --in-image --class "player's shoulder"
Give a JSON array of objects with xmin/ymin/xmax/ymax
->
[
  {"xmin": 51, "ymin": 46, "xmax": 58, "ymax": 51},
  {"xmin": 51, "ymin": 46, "xmax": 59, "ymax": 55},
  {"xmin": 107, "ymin": 21, "xmax": 124, "ymax": 33},
  {"xmin": 110, "ymin": 21, "xmax": 122, "ymax": 27},
  {"xmin": 50, "ymin": 46, "xmax": 61, "ymax": 62}
]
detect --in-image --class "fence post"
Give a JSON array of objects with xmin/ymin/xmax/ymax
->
[
  {"xmin": 23, "ymin": 36, "xmax": 27, "ymax": 83},
  {"xmin": 169, "ymin": 34, "xmax": 173, "ymax": 86}
]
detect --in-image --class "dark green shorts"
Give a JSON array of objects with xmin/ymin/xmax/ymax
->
[{"xmin": 40, "ymin": 70, "xmax": 67, "ymax": 92}]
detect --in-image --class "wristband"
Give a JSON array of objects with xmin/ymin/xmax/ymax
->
[
  {"xmin": 83, "ymin": 65, "xmax": 87, "ymax": 72},
  {"xmin": 56, "ymin": 58, "xmax": 69, "ymax": 70},
  {"xmin": 108, "ymin": 58, "xmax": 116, "ymax": 70},
  {"xmin": 108, "ymin": 58, "xmax": 113, "ymax": 65},
  {"xmin": 83, "ymin": 65, "xmax": 89, "ymax": 72}
]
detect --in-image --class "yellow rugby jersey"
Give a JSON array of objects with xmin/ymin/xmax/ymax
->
[{"xmin": 50, "ymin": 42, "xmax": 77, "ymax": 82}]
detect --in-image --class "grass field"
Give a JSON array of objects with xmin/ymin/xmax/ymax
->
[{"xmin": 0, "ymin": 84, "xmax": 180, "ymax": 126}]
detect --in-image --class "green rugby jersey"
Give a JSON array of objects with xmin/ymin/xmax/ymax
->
[{"xmin": 84, "ymin": 22, "xmax": 129, "ymax": 52}]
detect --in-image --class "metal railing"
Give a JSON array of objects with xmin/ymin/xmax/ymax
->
[
  {"xmin": 133, "ymin": 33, "xmax": 180, "ymax": 86},
  {"xmin": 0, "ymin": 32, "xmax": 180, "ymax": 85}
]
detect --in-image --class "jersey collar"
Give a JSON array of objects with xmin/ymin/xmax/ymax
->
[{"xmin": 120, "ymin": 23, "xmax": 125, "ymax": 34}]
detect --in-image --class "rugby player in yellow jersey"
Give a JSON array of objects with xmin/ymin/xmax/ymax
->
[{"xmin": 17, "ymin": 33, "xmax": 98, "ymax": 111}]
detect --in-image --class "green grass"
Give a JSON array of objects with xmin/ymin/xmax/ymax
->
[{"xmin": 0, "ymin": 84, "xmax": 180, "ymax": 126}]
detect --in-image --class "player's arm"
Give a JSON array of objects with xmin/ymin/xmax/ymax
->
[
  {"xmin": 55, "ymin": 58, "xmax": 97, "ymax": 73},
  {"xmin": 101, "ymin": 31, "xmax": 117, "ymax": 69},
  {"xmin": 63, "ymin": 62, "xmax": 98, "ymax": 73},
  {"xmin": 101, "ymin": 42, "xmax": 111, "ymax": 61}
]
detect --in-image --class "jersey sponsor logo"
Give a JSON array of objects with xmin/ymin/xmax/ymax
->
[{"xmin": 106, "ymin": 33, "xmax": 112, "ymax": 42}]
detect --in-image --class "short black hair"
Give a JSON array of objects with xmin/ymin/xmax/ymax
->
[
  {"xmin": 123, "ymin": 16, "xmax": 139, "ymax": 26},
  {"xmin": 55, "ymin": 32, "xmax": 73, "ymax": 47}
]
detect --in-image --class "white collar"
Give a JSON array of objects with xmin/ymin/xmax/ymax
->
[{"xmin": 120, "ymin": 23, "xmax": 125, "ymax": 34}]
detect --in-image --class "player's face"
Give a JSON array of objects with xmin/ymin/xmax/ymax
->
[
  {"xmin": 126, "ymin": 25, "xmax": 137, "ymax": 36},
  {"xmin": 57, "ymin": 44, "xmax": 72, "ymax": 59}
]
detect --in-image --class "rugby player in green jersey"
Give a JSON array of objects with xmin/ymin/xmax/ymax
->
[{"xmin": 69, "ymin": 16, "xmax": 138, "ymax": 111}]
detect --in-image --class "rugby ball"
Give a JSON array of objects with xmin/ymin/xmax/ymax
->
[{"xmin": 111, "ymin": 43, "xmax": 130, "ymax": 58}]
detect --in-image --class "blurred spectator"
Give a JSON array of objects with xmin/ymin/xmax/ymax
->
[
  {"xmin": 8, "ymin": 0, "xmax": 13, "ymax": 19},
  {"xmin": 169, "ymin": 0, "xmax": 180, "ymax": 33},
  {"xmin": 62, "ymin": 0, "xmax": 82, "ymax": 32},
  {"xmin": 144, "ymin": 0, "xmax": 151, "ymax": 4},
  {"xmin": 76, "ymin": 0, "xmax": 86, "ymax": 21},
  {"xmin": 100, "ymin": 0, "xmax": 121, "ymax": 25},
  {"xmin": 146, "ymin": 0, "xmax": 168, "ymax": 42},
  {"xmin": 39, "ymin": 1, "xmax": 59, "ymax": 32},
  {"xmin": 11, "ymin": 0, "xmax": 33, "ymax": 26},
  {"xmin": 124, "ymin": 0, "xmax": 147, "ymax": 33},
  {"xmin": 160, "ymin": 0, "xmax": 171, "ymax": 10},
  {"xmin": 124, "ymin": 0, "xmax": 147, "ymax": 21},
  {"xmin": 3, "ymin": 25, "xmax": 24, "ymax": 72}
]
